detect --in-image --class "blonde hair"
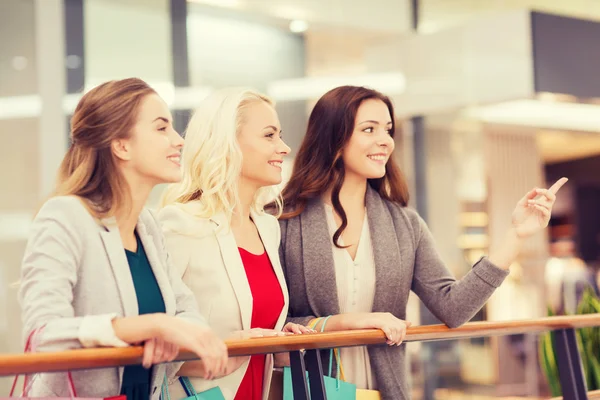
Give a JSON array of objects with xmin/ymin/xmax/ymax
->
[
  {"xmin": 55, "ymin": 78, "xmax": 156, "ymax": 218},
  {"xmin": 160, "ymin": 87, "xmax": 283, "ymax": 220}
]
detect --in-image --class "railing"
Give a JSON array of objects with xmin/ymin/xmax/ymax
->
[{"xmin": 2, "ymin": 314, "xmax": 600, "ymax": 399}]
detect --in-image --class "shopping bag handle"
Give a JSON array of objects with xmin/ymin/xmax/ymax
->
[{"xmin": 9, "ymin": 326, "xmax": 77, "ymax": 398}]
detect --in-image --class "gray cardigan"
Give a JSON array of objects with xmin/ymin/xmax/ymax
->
[{"xmin": 278, "ymin": 186, "xmax": 509, "ymax": 399}]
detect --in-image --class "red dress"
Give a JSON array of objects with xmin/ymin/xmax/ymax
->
[{"xmin": 234, "ymin": 248, "xmax": 284, "ymax": 400}]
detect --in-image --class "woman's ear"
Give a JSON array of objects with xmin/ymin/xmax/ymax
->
[{"xmin": 111, "ymin": 138, "xmax": 132, "ymax": 161}]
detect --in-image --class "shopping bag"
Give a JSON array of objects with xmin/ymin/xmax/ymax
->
[
  {"xmin": 282, "ymin": 348, "xmax": 356, "ymax": 400},
  {"xmin": 282, "ymin": 317, "xmax": 356, "ymax": 399},
  {"xmin": 4, "ymin": 327, "xmax": 126, "ymax": 400},
  {"xmin": 282, "ymin": 315, "xmax": 382, "ymax": 400},
  {"xmin": 322, "ymin": 347, "xmax": 381, "ymax": 400},
  {"xmin": 5, "ymin": 373, "xmax": 124, "ymax": 400},
  {"xmin": 356, "ymin": 388, "xmax": 382, "ymax": 400},
  {"xmin": 160, "ymin": 376, "xmax": 225, "ymax": 400}
]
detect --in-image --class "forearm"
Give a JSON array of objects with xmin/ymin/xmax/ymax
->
[
  {"xmin": 111, "ymin": 313, "xmax": 162, "ymax": 344},
  {"xmin": 177, "ymin": 357, "xmax": 248, "ymax": 378},
  {"xmin": 488, "ymin": 227, "xmax": 523, "ymax": 270},
  {"xmin": 310, "ymin": 313, "xmax": 360, "ymax": 332}
]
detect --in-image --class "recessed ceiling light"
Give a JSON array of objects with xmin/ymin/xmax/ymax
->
[{"xmin": 289, "ymin": 20, "xmax": 308, "ymax": 33}]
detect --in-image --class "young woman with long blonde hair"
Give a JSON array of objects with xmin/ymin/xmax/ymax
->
[{"xmin": 159, "ymin": 87, "xmax": 311, "ymax": 400}]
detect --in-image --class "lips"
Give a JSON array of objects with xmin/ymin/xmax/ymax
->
[
  {"xmin": 167, "ymin": 154, "xmax": 181, "ymax": 166},
  {"xmin": 367, "ymin": 154, "xmax": 387, "ymax": 161},
  {"xmin": 268, "ymin": 160, "xmax": 283, "ymax": 168}
]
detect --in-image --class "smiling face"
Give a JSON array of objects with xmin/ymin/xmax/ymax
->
[
  {"xmin": 113, "ymin": 93, "xmax": 184, "ymax": 186},
  {"xmin": 341, "ymin": 98, "xmax": 395, "ymax": 182},
  {"xmin": 237, "ymin": 100, "xmax": 291, "ymax": 190}
]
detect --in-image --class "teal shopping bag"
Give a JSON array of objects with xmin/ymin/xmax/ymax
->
[
  {"xmin": 282, "ymin": 349, "xmax": 356, "ymax": 400},
  {"xmin": 161, "ymin": 375, "xmax": 225, "ymax": 400}
]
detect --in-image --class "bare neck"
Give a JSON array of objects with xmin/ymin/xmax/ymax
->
[
  {"xmin": 116, "ymin": 174, "xmax": 154, "ymax": 240},
  {"xmin": 232, "ymin": 177, "xmax": 259, "ymax": 228}
]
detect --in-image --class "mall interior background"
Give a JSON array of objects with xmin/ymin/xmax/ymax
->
[{"xmin": 3, "ymin": 0, "xmax": 600, "ymax": 398}]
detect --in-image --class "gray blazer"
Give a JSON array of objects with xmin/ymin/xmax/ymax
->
[
  {"xmin": 279, "ymin": 186, "xmax": 509, "ymax": 399},
  {"xmin": 19, "ymin": 196, "xmax": 206, "ymax": 400}
]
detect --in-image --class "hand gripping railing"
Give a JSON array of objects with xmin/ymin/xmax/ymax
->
[{"xmin": 1, "ymin": 314, "xmax": 600, "ymax": 399}]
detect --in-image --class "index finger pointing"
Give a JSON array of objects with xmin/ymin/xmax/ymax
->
[{"xmin": 549, "ymin": 177, "xmax": 568, "ymax": 194}]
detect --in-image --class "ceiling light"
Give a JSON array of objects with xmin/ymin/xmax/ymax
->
[
  {"xmin": 267, "ymin": 72, "xmax": 406, "ymax": 102},
  {"xmin": 463, "ymin": 100, "xmax": 600, "ymax": 133},
  {"xmin": 289, "ymin": 20, "xmax": 308, "ymax": 33},
  {"xmin": 0, "ymin": 85, "xmax": 214, "ymax": 120}
]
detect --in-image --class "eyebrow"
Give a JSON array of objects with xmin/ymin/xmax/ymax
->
[
  {"xmin": 358, "ymin": 120, "xmax": 393, "ymax": 125},
  {"xmin": 153, "ymin": 117, "xmax": 171, "ymax": 124},
  {"xmin": 263, "ymin": 125, "xmax": 281, "ymax": 131}
]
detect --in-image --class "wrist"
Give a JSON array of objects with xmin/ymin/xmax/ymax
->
[
  {"xmin": 489, "ymin": 227, "xmax": 522, "ymax": 270},
  {"xmin": 146, "ymin": 313, "xmax": 166, "ymax": 338},
  {"xmin": 341, "ymin": 313, "xmax": 359, "ymax": 330}
]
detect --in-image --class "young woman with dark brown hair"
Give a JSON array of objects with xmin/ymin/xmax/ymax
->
[
  {"xmin": 19, "ymin": 78, "xmax": 227, "ymax": 400},
  {"xmin": 277, "ymin": 85, "xmax": 567, "ymax": 399}
]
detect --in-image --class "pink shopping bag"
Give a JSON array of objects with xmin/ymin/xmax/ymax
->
[{"xmin": 3, "ymin": 327, "xmax": 126, "ymax": 400}]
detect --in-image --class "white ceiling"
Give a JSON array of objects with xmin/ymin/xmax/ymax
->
[
  {"xmin": 188, "ymin": 0, "xmax": 600, "ymax": 36},
  {"xmin": 188, "ymin": 0, "xmax": 413, "ymax": 34},
  {"xmin": 419, "ymin": 0, "xmax": 600, "ymax": 33}
]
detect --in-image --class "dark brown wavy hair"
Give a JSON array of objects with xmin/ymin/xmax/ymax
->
[{"xmin": 279, "ymin": 85, "xmax": 409, "ymax": 247}]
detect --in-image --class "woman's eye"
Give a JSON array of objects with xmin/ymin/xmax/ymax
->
[{"xmin": 363, "ymin": 127, "xmax": 374, "ymax": 133}]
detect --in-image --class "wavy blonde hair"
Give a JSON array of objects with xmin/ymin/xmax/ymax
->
[{"xmin": 160, "ymin": 87, "xmax": 283, "ymax": 220}]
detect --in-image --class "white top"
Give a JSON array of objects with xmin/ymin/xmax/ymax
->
[{"xmin": 324, "ymin": 204, "xmax": 377, "ymax": 390}]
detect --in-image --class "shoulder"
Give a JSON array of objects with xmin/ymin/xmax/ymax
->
[
  {"xmin": 155, "ymin": 203, "xmax": 216, "ymax": 238},
  {"xmin": 253, "ymin": 210, "xmax": 281, "ymax": 242},
  {"xmin": 254, "ymin": 211, "xmax": 279, "ymax": 230},
  {"xmin": 28, "ymin": 196, "xmax": 99, "ymax": 256},
  {"xmin": 139, "ymin": 208, "xmax": 162, "ymax": 236},
  {"xmin": 35, "ymin": 196, "xmax": 97, "ymax": 230},
  {"xmin": 277, "ymin": 204, "xmax": 304, "ymax": 231},
  {"xmin": 378, "ymin": 197, "xmax": 424, "ymax": 237}
]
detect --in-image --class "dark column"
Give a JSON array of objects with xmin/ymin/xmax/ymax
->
[
  {"xmin": 170, "ymin": 0, "xmax": 192, "ymax": 134},
  {"xmin": 64, "ymin": 0, "xmax": 84, "ymax": 94},
  {"xmin": 64, "ymin": 0, "xmax": 84, "ymax": 143}
]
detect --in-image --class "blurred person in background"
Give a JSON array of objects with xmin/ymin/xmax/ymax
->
[{"xmin": 545, "ymin": 240, "xmax": 598, "ymax": 314}]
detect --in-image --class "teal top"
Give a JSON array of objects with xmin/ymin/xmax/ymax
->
[{"xmin": 120, "ymin": 232, "xmax": 166, "ymax": 400}]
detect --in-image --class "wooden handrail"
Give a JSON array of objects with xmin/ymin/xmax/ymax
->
[
  {"xmin": 552, "ymin": 390, "xmax": 600, "ymax": 399},
  {"xmin": 1, "ymin": 314, "xmax": 599, "ymax": 376}
]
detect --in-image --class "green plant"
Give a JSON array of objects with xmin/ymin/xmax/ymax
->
[{"xmin": 539, "ymin": 287, "xmax": 600, "ymax": 396}]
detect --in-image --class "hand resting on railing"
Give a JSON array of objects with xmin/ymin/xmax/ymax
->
[{"xmin": 2, "ymin": 314, "xmax": 600, "ymax": 377}]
